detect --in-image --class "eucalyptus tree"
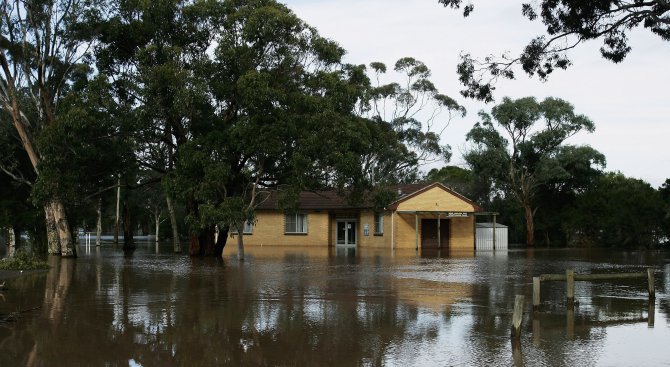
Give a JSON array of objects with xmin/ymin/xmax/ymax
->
[
  {"xmin": 171, "ymin": 0, "xmax": 380, "ymax": 258},
  {"xmin": 465, "ymin": 96, "xmax": 605, "ymax": 246},
  {"xmin": 439, "ymin": 1, "xmax": 670, "ymax": 101},
  {"xmin": 358, "ymin": 58, "xmax": 466, "ymax": 184},
  {"xmin": 0, "ymin": 116, "xmax": 38, "ymax": 256},
  {"xmin": 95, "ymin": 0, "xmax": 388, "ymax": 257},
  {"xmin": 0, "ymin": 0, "xmax": 105, "ymax": 256}
]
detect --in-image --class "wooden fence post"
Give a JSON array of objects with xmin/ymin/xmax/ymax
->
[
  {"xmin": 533, "ymin": 277, "xmax": 541, "ymax": 310},
  {"xmin": 647, "ymin": 268, "xmax": 655, "ymax": 298},
  {"xmin": 566, "ymin": 269, "xmax": 575, "ymax": 305},
  {"xmin": 511, "ymin": 295, "xmax": 525, "ymax": 338}
]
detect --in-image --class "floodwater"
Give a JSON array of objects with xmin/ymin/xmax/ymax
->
[{"xmin": 1, "ymin": 243, "xmax": 670, "ymax": 367}]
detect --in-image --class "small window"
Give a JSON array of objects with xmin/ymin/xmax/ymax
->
[
  {"xmin": 285, "ymin": 213, "xmax": 308, "ymax": 234},
  {"xmin": 243, "ymin": 220, "xmax": 254, "ymax": 234},
  {"xmin": 374, "ymin": 213, "xmax": 384, "ymax": 235}
]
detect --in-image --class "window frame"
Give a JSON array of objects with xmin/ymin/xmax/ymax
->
[
  {"xmin": 243, "ymin": 220, "xmax": 254, "ymax": 235},
  {"xmin": 374, "ymin": 213, "xmax": 384, "ymax": 235},
  {"xmin": 284, "ymin": 212, "xmax": 308, "ymax": 234}
]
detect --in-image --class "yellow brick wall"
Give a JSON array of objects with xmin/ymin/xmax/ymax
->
[
  {"xmin": 392, "ymin": 214, "xmax": 475, "ymax": 250},
  {"xmin": 396, "ymin": 186, "xmax": 475, "ymax": 212},
  {"xmin": 237, "ymin": 210, "xmax": 330, "ymax": 246},
  {"xmin": 394, "ymin": 213, "xmax": 420, "ymax": 249},
  {"xmin": 229, "ymin": 185, "xmax": 477, "ymax": 250},
  {"xmin": 357, "ymin": 210, "xmax": 391, "ymax": 248},
  {"xmin": 450, "ymin": 217, "xmax": 475, "ymax": 250}
]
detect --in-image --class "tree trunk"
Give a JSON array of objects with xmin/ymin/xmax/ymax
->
[
  {"xmin": 114, "ymin": 178, "xmax": 121, "ymax": 245},
  {"xmin": 236, "ymin": 221, "xmax": 245, "ymax": 261},
  {"xmin": 122, "ymin": 199, "xmax": 135, "ymax": 250},
  {"xmin": 524, "ymin": 204, "xmax": 535, "ymax": 247},
  {"xmin": 214, "ymin": 225, "xmax": 228, "ymax": 258},
  {"xmin": 7, "ymin": 226, "xmax": 18, "ymax": 258},
  {"xmin": 51, "ymin": 200, "xmax": 76, "ymax": 258},
  {"xmin": 45, "ymin": 205, "xmax": 60, "ymax": 255},
  {"xmin": 165, "ymin": 194, "xmax": 181, "ymax": 253},
  {"xmin": 154, "ymin": 209, "xmax": 161, "ymax": 243},
  {"xmin": 96, "ymin": 199, "xmax": 102, "ymax": 247}
]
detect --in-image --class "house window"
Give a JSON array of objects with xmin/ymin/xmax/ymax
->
[
  {"xmin": 285, "ymin": 213, "xmax": 308, "ymax": 234},
  {"xmin": 374, "ymin": 213, "xmax": 384, "ymax": 235},
  {"xmin": 243, "ymin": 220, "xmax": 254, "ymax": 234}
]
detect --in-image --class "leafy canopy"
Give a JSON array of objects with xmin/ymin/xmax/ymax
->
[{"xmin": 439, "ymin": 0, "xmax": 670, "ymax": 101}]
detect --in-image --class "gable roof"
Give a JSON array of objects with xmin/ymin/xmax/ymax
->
[
  {"xmin": 387, "ymin": 182, "xmax": 484, "ymax": 212},
  {"xmin": 255, "ymin": 182, "xmax": 483, "ymax": 212}
]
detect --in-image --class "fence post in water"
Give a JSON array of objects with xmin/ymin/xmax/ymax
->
[
  {"xmin": 647, "ymin": 268, "xmax": 655, "ymax": 298},
  {"xmin": 566, "ymin": 269, "xmax": 575, "ymax": 306},
  {"xmin": 511, "ymin": 295, "xmax": 524, "ymax": 338},
  {"xmin": 533, "ymin": 277, "xmax": 541, "ymax": 310}
]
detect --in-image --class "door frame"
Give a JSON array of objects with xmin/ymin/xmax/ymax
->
[{"xmin": 336, "ymin": 219, "xmax": 357, "ymax": 246}]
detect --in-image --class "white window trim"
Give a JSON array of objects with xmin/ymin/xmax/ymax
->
[
  {"xmin": 285, "ymin": 213, "xmax": 308, "ymax": 234},
  {"xmin": 243, "ymin": 220, "xmax": 254, "ymax": 234},
  {"xmin": 374, "ymin": 213, "xmax": 384, "ymax": 235}
]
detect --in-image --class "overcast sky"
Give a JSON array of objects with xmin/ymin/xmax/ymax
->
[{"xmin": 282, "ymin": 0, "xmax": 670, "ymax": 188}]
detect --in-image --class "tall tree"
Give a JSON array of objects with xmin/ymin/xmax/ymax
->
[
  {"xmin": 439, "ymin": 1, "xmax": 670, "ymax": 101},
  {"xmin": 95, "ymin": 0, "xmax": 402, "ymax": 258},
  {"xmin": 359, "ymin": 58, "xmax": 466, "ymax": 184},
  {"xmin": 464, "ymin": 96, "xmax": 604, "ymax": 246},
  {"xmin": 0, "ymin": 0, "xmax": 103, "ymax": 256}
]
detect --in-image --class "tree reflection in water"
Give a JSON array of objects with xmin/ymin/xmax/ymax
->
[{"xmin": 0, "ymin": 246, "xmax": 668, "ymax": 366}]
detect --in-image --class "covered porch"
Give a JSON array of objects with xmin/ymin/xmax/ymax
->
[{"xmin": 395, "ymin": 210, "xmax": 474, "ymax": 250}]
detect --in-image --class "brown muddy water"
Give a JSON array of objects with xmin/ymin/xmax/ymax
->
[{"xmin": 1, "ymin": 243, "xmax": 670, "ymax": 367}]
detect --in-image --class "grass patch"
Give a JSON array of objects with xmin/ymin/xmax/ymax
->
[{"xmin": 0, "ymin": 249, "xmax": 49, "ymax": 271}]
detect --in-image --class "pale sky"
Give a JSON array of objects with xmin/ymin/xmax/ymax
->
[{"xmin": 282, "ymin": 0, "xmax": 670, "ymax": 188}]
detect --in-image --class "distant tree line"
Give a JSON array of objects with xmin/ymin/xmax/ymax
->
[{"xmin": 426, "ymin": 97, "xmax": 670, "ymax": 248}]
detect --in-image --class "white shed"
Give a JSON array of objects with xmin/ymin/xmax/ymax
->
[{"xmin": 476, "ymin": 222, "xmax": 508, "ymax": 250}]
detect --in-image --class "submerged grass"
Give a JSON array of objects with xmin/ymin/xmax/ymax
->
[{"xmin": 0, "ymin": 249, "xmax": 49, "ymax": 271}]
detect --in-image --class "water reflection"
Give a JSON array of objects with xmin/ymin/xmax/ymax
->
[{"xmin": 0, "ymin": 246, "xmax": 669, "ymax": 366}]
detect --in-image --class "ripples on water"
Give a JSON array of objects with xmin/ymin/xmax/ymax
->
[{"xmin": 0, "ymin": 243, "xmax": 669, "ymax": 366}]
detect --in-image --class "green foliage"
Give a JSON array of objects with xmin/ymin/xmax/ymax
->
[
  {"xmin": 465, "ymin": 96, "xmax": 604, "ymax": 245},
  {"xmin": 565, "ymin": 173, "xmax": 663, "ymax": 248},
  {"xmin": 439, "ymin": 0, "xmax": 670, "ymax": 101},
  {"xmin": 424, "ymin": 166, "xmax": 476, "ymax": 198},
  {"xmin": 359, "ymin": 57, "xmax": 465, "ymax": 184},
  {"xmin": 0, "ymin": 249, "xmax": 49, "ymax": 271}
]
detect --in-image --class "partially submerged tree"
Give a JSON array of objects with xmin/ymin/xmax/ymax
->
[
  {"xmin": 464, "ymin": 96, "xmax": 605, "ymax": 246},
  {"xmin": 439, "ymin": 1, "xmax": 670, "ymax": 101},
  {"xmin": 0, "ymin": 0, "xmax": 105, "ymax": 256}
]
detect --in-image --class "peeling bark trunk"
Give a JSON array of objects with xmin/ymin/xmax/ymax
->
[
  {"xmin": 7, "ymin": 226, "xmax": 18, "ymax": 258},
  {"xmin": 524, "ymin": 204, "xmax": 535, "ymax": 247},
  {"xmin": 165, "ymin": 194, "xmax": 181, "ymax": 253},
  {"xmin": 96, "ymin": 199, "xmax": 102, "ymax": 247},
  {"xmin": 44, "ymin": 204, "xmax": 60, "ymax": 255},
  {"xmin": 51, "ymin": 200, "xmax": 75, "ymax": 258}
]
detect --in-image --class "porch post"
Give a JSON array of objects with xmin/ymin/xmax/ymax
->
[
  {"xmin": 437, "ymin": 213, "xmax": 441, "ymax": 248},
  {"xmin": 391, "ymin": 212, "xmax": 395, "ymax": 250},
  {"xmin": 415, "ymin": 213, "xmax": 419, "ymax": 251}
]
